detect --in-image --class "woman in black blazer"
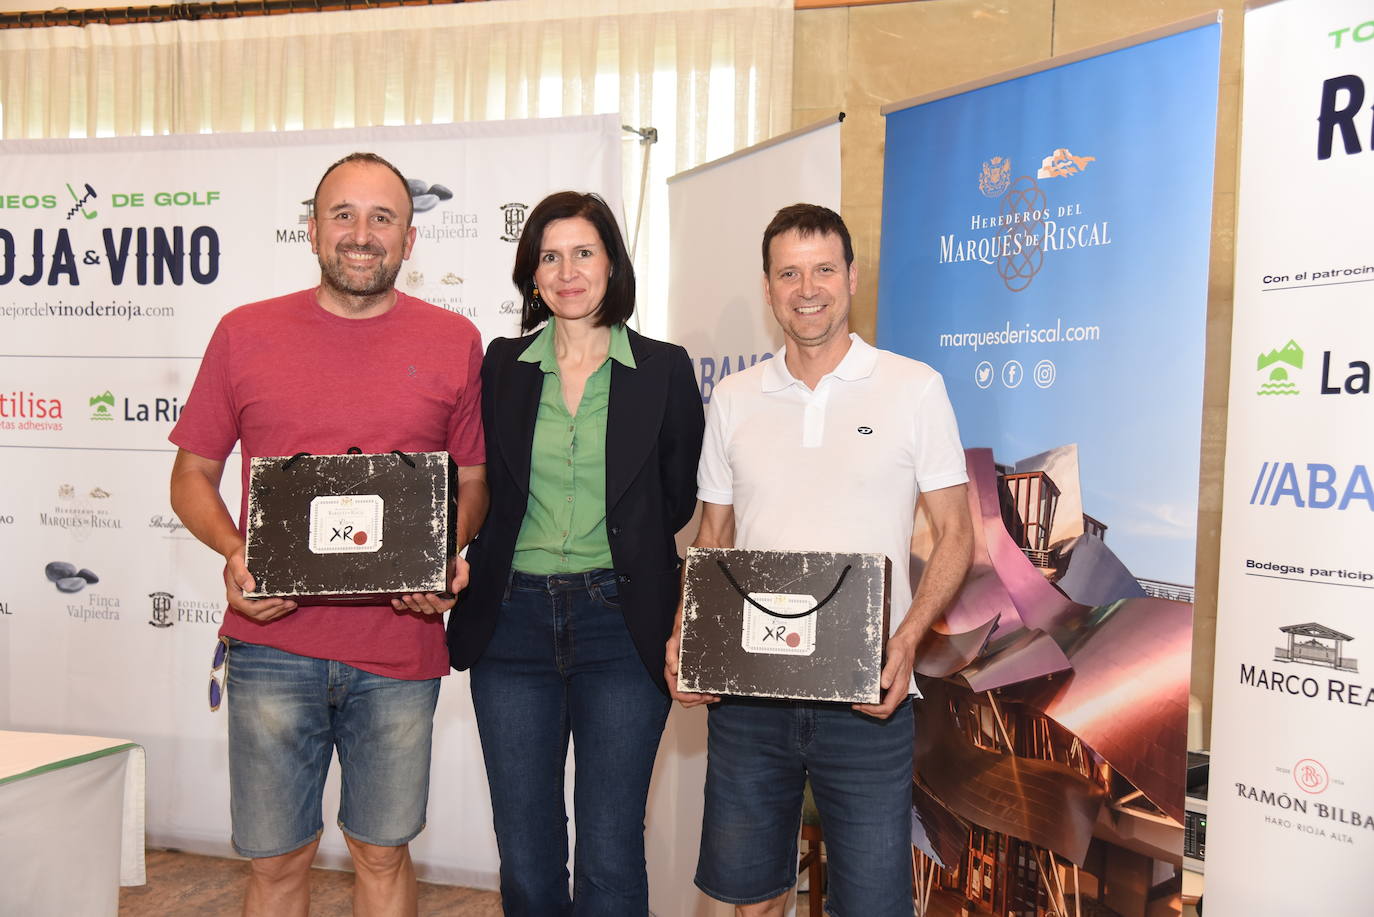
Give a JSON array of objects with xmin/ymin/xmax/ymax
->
[{"xmin": 448, "ymin": 191, "xmax": 704, "ymax": 915}]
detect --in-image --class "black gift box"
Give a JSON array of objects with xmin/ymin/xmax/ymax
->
[
  {"xmin": 243, "ymin": 451, "xmax": 453, "ymax": 602},
  {"xmin": 678, "ymin": 547, "xmax": 891, "ymax": 703}
]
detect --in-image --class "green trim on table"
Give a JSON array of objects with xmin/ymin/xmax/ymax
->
[{"xmin": 0, "ymin": 743, "xmax": 138, "ymax": 787}]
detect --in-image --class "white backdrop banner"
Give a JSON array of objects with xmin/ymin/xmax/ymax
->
[
  {"xmin": 0, "ymin": 114, "xmax": 623, "ymax": 887},
  {"xmin": 1207, "ymin": 1, "xmax": 1374, "ymax": 912},
  {"xmin": 665, "ymin": 115, "xmax": 841, "ymax": 404},
  {"xmin": 651, "ymin": 115, "xmax": 841, "ymax": 917}
]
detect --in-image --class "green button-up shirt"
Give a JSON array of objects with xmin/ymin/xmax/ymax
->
[{"xmin": 511, "ymin": 318, "xmax": 636, "ymax": 575}]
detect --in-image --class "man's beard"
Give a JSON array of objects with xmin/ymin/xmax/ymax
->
[{"xmin": 318, "ymin": 246, "xmax": 401, "ymax": 300}]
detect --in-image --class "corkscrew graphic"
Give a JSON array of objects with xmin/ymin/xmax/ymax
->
[{"xmin": 65, "ymin": 182, "xmax": 98, "ymax": 220}]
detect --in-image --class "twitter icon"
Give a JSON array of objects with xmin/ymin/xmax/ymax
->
[{"xmin": 974, "ymin": 361, "xmax": 994, "ymax": 389}]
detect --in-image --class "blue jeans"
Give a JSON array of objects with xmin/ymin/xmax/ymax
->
[
  {"xmin": 470, "ymin": 569, "xmax": 671, "ymax": 916},
  {"xmin": 695, "ymin": 696, "xmax": 914, "ymax": 916},
  {"xmin": 223, "ymin": 639, "xmax": 441, "ymax": 858}
]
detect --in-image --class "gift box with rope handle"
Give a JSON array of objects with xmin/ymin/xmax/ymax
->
[{"xmin": 678, "ymin": 547, "xmax": 891, "ymax": 703}]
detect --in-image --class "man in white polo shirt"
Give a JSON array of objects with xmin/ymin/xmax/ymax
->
[{"xmin": 665, "ymin": 203, "xmax": 973, "ymax": 917}]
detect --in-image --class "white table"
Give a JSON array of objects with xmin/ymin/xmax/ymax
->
[{"xmin": 0, "ymin": 731, "xmax": 146, "ymax": 915}]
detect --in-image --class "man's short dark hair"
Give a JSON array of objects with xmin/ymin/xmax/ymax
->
[
  {"xmin": 761, "ymin": 203, "xmax": 854, "ymax": 273},
  {"xmin": 313, "ymin": 152, "xmax": 414, "ymax": 227},
  {"xmin": 511, "ymin": 191, "xmax": 636, "ymax": 332}
]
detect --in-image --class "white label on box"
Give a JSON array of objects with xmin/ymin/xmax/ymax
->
[
  {"xmin": 741, "ymin": 593, "xmax": 817, "ymax": 656},
  {"xmin": 309, "ymin": 495, "xmax": 384, "ymax": 554}
]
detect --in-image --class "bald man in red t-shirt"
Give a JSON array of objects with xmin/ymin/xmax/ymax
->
[{"xmin": 170, "ymin": 152, "xmax": 488, "ymax": 917}]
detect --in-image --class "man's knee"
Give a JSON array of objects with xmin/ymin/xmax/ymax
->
[
  {"xmin": 248, "ymin": 840, "xmax": 318, "ymax": 886},
  {"xmin": 346, "ymin": 837, "xmax": 411, "ymax": 877},
  {"xmin": 736, "ymin": 893, "xmax": 788, "ymax": 917}
]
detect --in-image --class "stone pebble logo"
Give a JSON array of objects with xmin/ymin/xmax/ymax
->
[
  {"xmin": 405, "ymin": 177, "xmax": 454, "ymax": 215},
  {"xmin": 1258, "ymin": 340, "xmax": 1302, "ymax": 395},
  {"xmin": 1293, "ymin": 758, "xmax": 1329, "ymax": 794},
  {"xmin": 44, "ymin": 561, "xmax": 99, "ymax": 593},
  {"xmin": 297, "ymin": 176, "xmax": 452, "ymax": 225}
]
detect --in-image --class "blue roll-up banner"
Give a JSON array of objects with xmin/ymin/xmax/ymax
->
[
  {"xmin": 881, "ymin": 21, "xmax": 1219, "ymax": 592},
  {"xmin": 882, "ymin": 20, "xmax": 1220, "ymax": 914}
]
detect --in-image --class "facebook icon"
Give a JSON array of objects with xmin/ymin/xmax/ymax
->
[{"xmin": 1001, "ymin": 359, "xmax": 1023, "ymax": 388}]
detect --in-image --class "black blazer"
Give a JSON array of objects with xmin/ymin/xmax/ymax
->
[{"xmin": 447, "ymin": 327, "xmax": 705, "ymax": 693}]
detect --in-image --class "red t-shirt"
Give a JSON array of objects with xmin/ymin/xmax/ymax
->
[{"xmin": 170, "ymin": 288, "xmax": 484, "ymax": 679}]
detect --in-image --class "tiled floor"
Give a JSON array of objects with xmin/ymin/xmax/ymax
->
[
  {"xmin": 120, "ymin": 850, "xmax": 1194, "ymax": 916},
  {"xmin": 120, "ymin": 849, "xmax": 834, "ymax": 915},
  {"xmin": 119, "ymin": 849, "xmax": 822, "ymax": 915},
  {"xmin": 119, "ymin": 849, "xmax": 503, "ymax": 916}
]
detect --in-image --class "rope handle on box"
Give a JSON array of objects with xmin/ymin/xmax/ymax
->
[
  {"xmin": 280, "ymin": 448, "xmax": 417, "ymax": 471},
  {"xmin": 715, "ymin": 559, "xmax": 852, "ymax": 619}
]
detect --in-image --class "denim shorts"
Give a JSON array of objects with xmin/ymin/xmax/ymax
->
[
  {"xmin": 695, "ymin": 696, "xmax": 914, "ymax": 916},
  {"xmin": 223, "ymin": 638, "xmax": 441, "ymax": 858}
]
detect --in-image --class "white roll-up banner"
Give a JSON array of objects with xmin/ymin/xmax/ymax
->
[
  {"xmin": 1206, "ymin": 1, "xmax": 1374, "ymax": 912},
  {"xmin": 652, "ymin": 116, "xmax": 840, "ymax": 917},
  {"xmin": 666, "ymin": 115, "xmax": 842, "ymax": 403}
]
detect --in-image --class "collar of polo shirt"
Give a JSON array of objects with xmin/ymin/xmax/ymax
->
[{"xmin": 762, "ymin": 333, "xmax": 879, "ymax": 392}]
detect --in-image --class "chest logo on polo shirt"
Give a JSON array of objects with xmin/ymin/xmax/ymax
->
[{"xmin": 857, "ymin": 426, "xmax": 873, "ymax": 435}]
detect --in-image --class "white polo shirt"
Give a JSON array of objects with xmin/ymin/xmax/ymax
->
[{"xmin": 697, "ymin": 333, "xmax": 968, "ymax": 633}]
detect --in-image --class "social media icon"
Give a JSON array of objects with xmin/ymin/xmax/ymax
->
[
  {"xmin": 975, "ymin": 361, "xmax": 994, "ymax": 389},
  {"xmin": 1001, "ymin": 360, "xmax": 1023, "ymax": 389},
  {"xmin": 1033, "ymin": 359, "xmax": 1056, "ymax": 389}
]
